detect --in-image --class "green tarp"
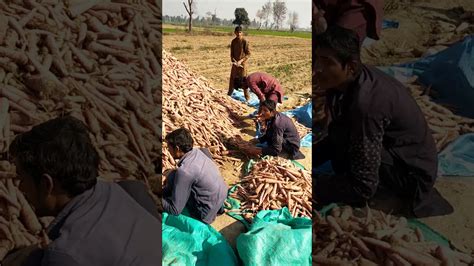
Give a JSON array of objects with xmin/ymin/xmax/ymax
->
[
  {"xmin": 236, "ymin": 208, "xmax": 312, "ymax": 266},
  {"xmin": 162, "ymin": 212, "xmax": 238, "ymax": 266}
]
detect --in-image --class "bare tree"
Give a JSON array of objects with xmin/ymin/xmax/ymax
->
[
  {"xmin": 272, "ymin": 0, "xmax": 287, "ymax": 30},
  {"xmin": 288, "ymin": 11, "xmax": 299, "ymax": 32},
  {"xmin": 183, "ymin": 0, "xmax": 196, "ymax": 32},
  {"xmin": 256, "ymin": 9, "xmax": 265, "ymax": 29},
  {"xmin": 261, "ymin": 0, "xmax": 272, "ymax": 29}
]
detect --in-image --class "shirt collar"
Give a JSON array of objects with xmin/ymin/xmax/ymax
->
[{"xmin": 47, "ymin": 181, "xmax": 99, "ymax": 240}]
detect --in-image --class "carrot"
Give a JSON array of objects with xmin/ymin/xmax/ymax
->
[
  {"xmin": 8, "ymin": 16, "xmax": 26, "ymax": 41},
  {"xmin": 387, "ymin": 253, "xmax": 411, "ymax": 266},
  {"xmin": 391, "ymin": 245, "xmax": 441, "ymax": 265},
  {"xmin": 360, "ymin": 236, "xmax": 391, "ymax": 250},
  {"xmin": 130, "ymin": 112, "xmax": 151, "ymax": 164},
  {"xmin": 11, "ymin": 124, "xmax": 32, "ymax": 133},
  {"xmin": 0, "ymin": 47, "xmax": 28, "ymax": 65},
  {"xmin": 88, "ymin": 41, "xmax": 137, "ymax": 61},
  {"xmin": 69, "ymin": 43, "xmax": 95, "ymax": 72},
  {"xmin": 349, "ymin": 234, "xmax": 378, "ymax": 262},
  {"xmin": 16, "ymin": 187, "xmax": 42, "ymax": 234},
  {"xmin": 327, "ymin": 216, "xmax": 344, "ymax": 236},
  {"xmin": 312, "ymin": 255, "xmax": 347, "ymax": 266},
  {"xmin": 0, "ymin": 16, "xmax": 8, "ymax": 45}
]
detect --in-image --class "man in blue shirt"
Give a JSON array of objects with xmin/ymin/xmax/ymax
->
[
  {"xmin": 6, "ymin": 116, "xmax": 161, "ymax": 266},
  {"xmin": 162, "ymin": 128, "xmax": 228, "ymax": 224},
  {"xmin": 235, "ymin": 100, "xmax": 305, "ymax": 160}
]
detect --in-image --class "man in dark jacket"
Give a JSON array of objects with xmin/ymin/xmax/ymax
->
[
  {"xmin": 313, "ymin": 26, "xmax": 453, "ymax": 218},
  {"xmin": 6, "ymin": 116, "xmax": 161, "ymax": 266},
  {"xmin": 162, "ymin": 128, "xmax": 228, "ymax": 224},
  {"xmin": 236, "ymin": 100, "xmax": 305, "ymax": 160}
]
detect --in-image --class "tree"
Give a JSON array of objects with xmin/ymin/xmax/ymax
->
[
  {"xmin": 288, "ymin": 11, "xmax": 299, "ymax": 32},
  {"xmin": 183, "ymin": 0, "xmax": 196, "ymax": 32},
  {"xmin": 256, "ymin": 9, "xmax": 264, "ymax": 29},
  {"xmin": 273, "ymin": 0, "xmax": 287, "ymax": 30},
  {"xmin": 261, "ymin": 1, "xmax": 272, "ymax": 29},
  {"xmin": 233, "ymin": 8, "xmax": 250, "ymax": 27}
]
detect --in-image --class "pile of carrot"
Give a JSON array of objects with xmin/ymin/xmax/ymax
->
[
  {"xmin": 314, "ymin": 205, "xmax": 474, "ymax": 266},
  {"xmin": 162, "ymin": 50, "xmax": 250, "ymax": 171},
  {"xmin": 0, "ymin": 161, "xmax": 53, "ymax": 260},
  {"xmin": 0, "ymin": 0, "xmax": 162, "ymax": 259},
  {"xmin": 229, "ymin": 157, "xmax": 312, "ymax": 221},
  {"xmin": 406, "ymin": 82, "xmax": 474, "ymax": 152},
  {"xmin": 0, "ymin": 0, "xmax": 162, "ymax": 181}
]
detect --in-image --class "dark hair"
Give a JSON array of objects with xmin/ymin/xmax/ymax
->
[
  {"xmin": 234, "ymin": 26, "xmax": 242, "ymax": 32},
  {"xmin": 9, "ymin": 116, "xmax": 99, "ymax": 196},
  {"xmin": 165, "ymin": 128, "xmax": 193, "ymax": 153},
  {"xmin": 314, "ymin": 25, "xmax": 361, "ymax": 66},
  {"xmin": 260, "ymin": 99, "xmax": 277, "ymax": 112}
]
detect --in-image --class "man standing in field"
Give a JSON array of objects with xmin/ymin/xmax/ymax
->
[{"xmin": 228, "ymin": 26, "xmax": 251, "ymax": 100}]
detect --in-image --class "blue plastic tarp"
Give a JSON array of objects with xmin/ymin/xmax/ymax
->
[
  {"xmin": 231, "ymin": 90, "xmax": 260, "ymax": 108},
  {"xmin": 383, "ymin": 19, "xmax": 399, "ymax": 29},
  {"xmin": 282, "ymin": 103, "xmax": 312, "ymax": 128},
  {"xmin": 438, "ymin": 133, "xmax": 474, "ymax": 176},
  {"xmin": 231, "ymin": 90, "xmax": 289, "ymax": 109},
  {"xmin": 399, "ymin": 35, "xmax": 474, "ymax": 118}
]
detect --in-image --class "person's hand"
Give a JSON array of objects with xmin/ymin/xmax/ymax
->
[
  {"xmin": 237, "ymin": 59, "xmax": 243, "ymax": 65},
  {"xmin": 246, "ymin": 147, "xmax": 261, "ymax": 157}
]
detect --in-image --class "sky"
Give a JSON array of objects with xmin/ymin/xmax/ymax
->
[{"xmin": 163, "ymin": 0, "xmax": 312, "ymax": 29}]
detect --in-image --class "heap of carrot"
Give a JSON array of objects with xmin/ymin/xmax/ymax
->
[
  {"xmin": 0, "ymin": 0, "xmax": 161, "ymax": 180},
  {"xmin": 314, "ymin": 205, "xmax": 474, "ymax": 266},
  {"xmin": 162, "ymin": 50, "xmax": 251, "ymax": 171},
  {"xmin": 229, "ymin": 157, "xmax": 312, "ymax": 221}
]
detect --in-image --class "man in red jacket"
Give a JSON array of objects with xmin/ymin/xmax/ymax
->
[
  {"xmin": 239, "ymin": 72, "xmax": 284, "ymax": 104},
  {"xmin": 313, "ymin": 0, "xmax": 383, "ymax": 44}
]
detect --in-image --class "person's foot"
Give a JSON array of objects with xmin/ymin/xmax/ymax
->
[{"xmin": 227, "ymin": 88, "xmax": 234, "ymax": 96}]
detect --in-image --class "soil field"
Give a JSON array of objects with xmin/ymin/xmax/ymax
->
[{"xmin": 163, "ymin": 33, "xmax": 312, "ymax": 111}]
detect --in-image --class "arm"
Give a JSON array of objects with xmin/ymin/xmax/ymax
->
[
  {"xmin": 248, "ymin": 79, "xmax": 265, "ymax": 102},
  {"xmin": 162, "ymin": 168, "xmax": 194, "ymax": 215},
  {"xmin": 230, "ymin": 40, "xmax": 235, "ymax": 62},
  {"xmin": 241, "ymin": 40, "xmax": 250, "ymax": 63},
  {"xmin": 346, "ymin": 110, "xmax": 386, "ymax": 201}
]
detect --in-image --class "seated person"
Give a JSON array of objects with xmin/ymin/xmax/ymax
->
[
  {"xmin": 6, "ymin": 116, "xmax": 161, "ymax": 266},
  {"xmin": 162, "ymin": 128, "xmax": 228, "ymax": 224},
  {"xmin": 237, "ymin": 100, "xmax": 305, "ymax": 160},
  {"xmin": 313, "ymin": 26, "xmax": 453, "ymax": 218}
]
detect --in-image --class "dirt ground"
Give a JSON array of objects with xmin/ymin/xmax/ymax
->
[
  {"xmin": 163, "ymin": 34, "xmax": 311, "ymax": 111},
  {"xmin": 361, "ymin": 0, "xmax": 474, "ymax": 252}
]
